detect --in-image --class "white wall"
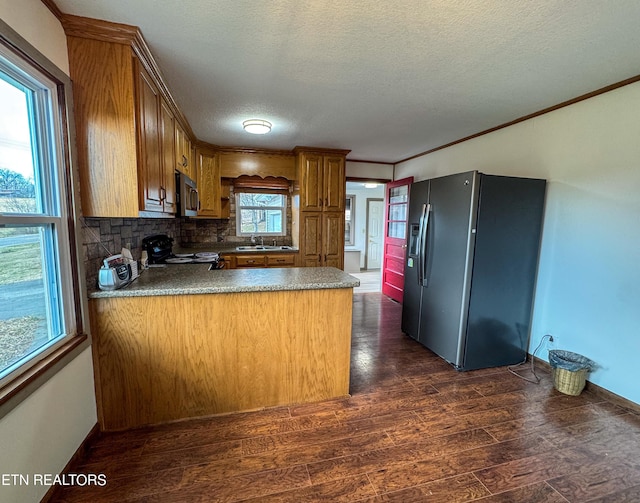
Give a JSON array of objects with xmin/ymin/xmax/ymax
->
[
  {"xmin": 346, "ymin": 160, "xmax": 394, "ymax": 180},
  {"xmin": 396, "ymin": 82, "xmax": 640, "ymax": 405},
  {"xmin": 0, "ymin": 2, "xmax": 97, "ymax": 502}
]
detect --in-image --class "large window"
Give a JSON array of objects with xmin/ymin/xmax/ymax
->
[
  {"xmin": 236, "ymin": 193, "xmax": 286, "ymax": 236},
  {"xmin": 0, "ymin": 34, "xmax": 80, "ymax": 389}
]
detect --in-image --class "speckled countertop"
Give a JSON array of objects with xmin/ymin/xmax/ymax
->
[
  {"xmin": 89, "ymin": 266, "xmax": 359, "ymax": 298},
  {"xmin": 177, "ymin": 244, "xmax": 298, "ymax": 254}
]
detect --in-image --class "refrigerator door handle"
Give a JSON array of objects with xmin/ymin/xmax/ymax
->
[{"xmin": 418, "ymin": 203, "xmax": 431, "ymax": 286}]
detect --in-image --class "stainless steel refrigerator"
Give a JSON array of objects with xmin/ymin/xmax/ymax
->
[{"xmin": 401, "ymin": 171, "xmax": 546, "ymax": 371}]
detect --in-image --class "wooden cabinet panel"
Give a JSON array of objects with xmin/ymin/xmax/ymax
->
[
  {"xmin": 196, "ymin": 149, "xmax": 221, "ymax": 217},
  {"xmin": 235, "ymin": 255, "xmax": 266, "ymax": 267},
  {"xmin": 300, "ymin": 153, "xmax": 324, "ymax": 211},
  {"xmin": 299, "ymin": 212, "xmax": 344, "ymax": 268},
  {"xmin": 323, "ymin": 211, "xmax": 344, "ymax": 268},
  {"xmin": 175, "ymin": 122, "xmax": 193, "ymax": 179},
  {"xmin": 66, "ymin": 37, "xmax": 139, "ymax": 217},
  {"xmin": 160, "ymin": 99, "xmax": 176, "ymax": 214},
  {"xmin": 89, "ymin": 289, "xmax": 353, "ymax": 430},
  {"xmin": 323, "ymin": 156, "xmax": 345, "ymax": 211},
  {"xmin": 301, "ymin": 212, "xmax": 323, "ymax": 266},
  {"xmin": 234, "ymin": 253, "xmax": 297, "ymax": 268},
  {"xmin": 136, "ymin": 63, "xmax": 163, "ymax": 213},
  {"xmin": 265, "ymin": 254, "xmax": 296, "ymax": 267}
]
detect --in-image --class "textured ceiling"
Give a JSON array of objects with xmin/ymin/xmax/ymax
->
[{"xmin": 53, "ymin": 0, "xmax": 640, "ymax": 163}]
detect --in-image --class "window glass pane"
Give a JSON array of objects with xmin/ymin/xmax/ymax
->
[
  {"xmin": 240, "ymin": 209, "xmax": 283, "ymax": 234},
  {"xmin": 389, "ymin": 186, "xmax": 408, "ymax": 204},
  {"xmin": 0, "ymin": 77, "xmax": 39, "ymax": 214},
  {"xmin": 389, "ymin": 203, "xmax": 407, "ymax": 221},
  {"xmin": 0, "ymin": 225, "xmax": 62, "ymax": 378},
  {"xmin": 388, "ymin": 222, "xmax": 406, "ymax": 239},
  {"xmin": 238, "ymin": 193, "xmax": 284, "ymax": 207}
]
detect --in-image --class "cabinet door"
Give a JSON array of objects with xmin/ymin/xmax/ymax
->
[
  {"xmin": 175, "ymin": 122, "xmax": 193, "ymax": 178},
  {"xmin": 300, "ymin": 212, "xmax": 323, "ymax": 267},
  {"xmin": 196, "ymin": 149, "xmax": 221, "ymax": 217},
  {"xmin": 323, "ymin": 211, "xmax": 344, "ymax": 269},
  {"xmin": 300, "ymin": 153, "xmax": 323, "ymax": 211},
  {"xmin": 323, "ymin": 156, "xmax": 345, "ymax": 211},
  {"xmin": 136, "ymin": 64, "xmax": 163, "ymax": 213},
  {"xmin": 160, "ymin": 99, "xmax": 176, "ymax": 214}
]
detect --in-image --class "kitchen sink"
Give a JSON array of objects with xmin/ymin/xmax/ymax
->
[{"xmin": 235, "ymin": 245, "xmax": 293, "ymax": 251}]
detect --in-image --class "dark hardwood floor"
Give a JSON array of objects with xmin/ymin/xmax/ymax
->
[{"xmin": 54, "ymin": 293, "xmax": 640, "ymax": 502}]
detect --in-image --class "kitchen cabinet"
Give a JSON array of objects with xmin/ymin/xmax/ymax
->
[
  {"xmin": 195, "ymin": 148, "xmax": 222, "ymax": 218},
  {"xmin": 297, "ymin": 151, "xmax": 346, "ymax": 211},
  {"xmin": 135, "ymin": 62, "xmax": 176, "ymax": 215},
  {"xmin": 299, "ymin": 212, "xmax": 344, "ymax": 268},
  {"xmin": 175, "ymin": 122, "xmax": 193, "ymax": 179},
  {"xmin": 226, "ymin": 253, "xmax": 296, "ymax": 269},
  {"xmin": 65, "ymin": 20, "xmax": 187, "ymax": 217},
  {"xmin": 294, "ymin": 148, "xmax": 349, "ymax": 269}
]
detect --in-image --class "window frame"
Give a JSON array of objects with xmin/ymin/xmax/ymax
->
[
  {"xmin": 345, "ymin": 194, "xmax": 356, "ymax": 246},
  {"xmin": 235, "ymin": 192, "xmax": 287, "ymax": 237},
  {"xmin": 0, "ymin": 18, "xmax": 88, "ymax": 416}
]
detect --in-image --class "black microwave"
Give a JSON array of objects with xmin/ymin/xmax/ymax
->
[{"xmin": 176, "ymin": 172, "xmax": 199, "ymax": 217}]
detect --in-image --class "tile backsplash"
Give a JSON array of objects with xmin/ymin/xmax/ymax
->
[{"xmin": 82, "ymin": 187, "xmax": 293, "ymax": 290}]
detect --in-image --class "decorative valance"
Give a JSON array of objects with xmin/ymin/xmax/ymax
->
[{"xmin": 231, "ymin": 175, "xmax": 291, "ymax": 195}]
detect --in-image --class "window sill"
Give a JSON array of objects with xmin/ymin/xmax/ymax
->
[{"xmin": 0, "ymin": 333, "xmax": 90, "ymax": 420}]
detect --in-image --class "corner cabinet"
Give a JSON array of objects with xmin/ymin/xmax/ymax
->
[
  {"xmin": 65, "ymin": 21, "xmax": 190, "ymax": 218},
  {"xmin": 195, "ymin": 148, "xmax": 222, "ymax": 218},
  {"xmin": 294, "ymin": 148, "xmax": 349, "ymax": 269}
]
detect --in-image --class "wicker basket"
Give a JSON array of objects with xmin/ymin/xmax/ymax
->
[
  {"xmin": 552, "ymin": 367, "xmax": 588, "ymax": 395},
  {"xmin": 548, "ymin": 350, "xmax": 596, "ymax": 396}
]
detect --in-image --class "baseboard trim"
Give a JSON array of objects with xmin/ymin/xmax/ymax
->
[
  {"xmin": 40, "ymin": 423, "xmax": 101, "ymax": 503},
  {"xmin": 533, "ymin": 356, "xmax": 640, "ymax": 414}
]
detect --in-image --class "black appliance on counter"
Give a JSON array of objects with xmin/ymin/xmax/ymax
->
[
  {"xmin": 142, "ymin": 234, "xmax": 174, "ymax": 264},
  {"xmin": 141, "ymin": 234, "xmax": 225, "ymax": 269}
]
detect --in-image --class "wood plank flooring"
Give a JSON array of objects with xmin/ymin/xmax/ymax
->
[{"xmin": 53, "ymin": 293, "xmax": 640, "ymax": 502}]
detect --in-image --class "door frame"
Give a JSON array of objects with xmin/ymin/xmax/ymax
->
[{"xmin": 364, "ymin": 197, "xmax": 384, "ymax": 270}]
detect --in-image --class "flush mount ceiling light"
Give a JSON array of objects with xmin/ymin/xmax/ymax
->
[
  {"xmin": 364, "ymin": 183, "xmax": 378, "ymax": 189},
  {"xmin": 242, "ymin": 119, "xmax": 272, "ymax": 134}
]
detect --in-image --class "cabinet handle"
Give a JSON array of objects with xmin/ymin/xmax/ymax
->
[
  {"xmin": 325, "ymin": 197, "xmax": 328, "ymax": 206},
  {"xmin": 277, "ymin": 259, "xmax": 285, "ymax": 262},
  {"xmin": 247, "ymin": 260, "xmax": 255, "ymax": 264},
  {"xmin": 182, "ymin": 155, "xmax": 188, "ymax": 167},
  {"xmin": 318, "ymin": 197, "xmax": 322, "ymax": 207},
  {"xmin": 160, "ymin": 187, "xmax": 166, "ymax": 201},
  {"xmin": 318, "ymin": 254, "xmax": 321, "ymax": 262}
]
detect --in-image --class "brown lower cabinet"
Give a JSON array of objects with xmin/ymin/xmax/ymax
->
[
  {"xmin": 223, "ymin": 253, "xmax": 296, "ymax": 269},
  {"xmin": 299, "ymin": 211, "xmax": 344, "ymax": 268},
  {"xmin": 89, "ymin": 287, "xmax": 353, "ymax": 430}
]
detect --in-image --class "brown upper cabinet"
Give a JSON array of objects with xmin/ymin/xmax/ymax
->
[
  {"xmin": 63, "ymin": 16, "xmax": 192, "ymax": 217},
  {"xmin": 195, "ymin": 148, "xmax": 222, "ymax": 218},
  {"xmin": 297, "ymin": 150, "xmax": 347, "ymax": 212},
  {"xmin": 136, "ymin": 61, "xmax": 176, "ymax": 215},
  {"xmin": 175, "ymin": 122, "xmax": 194, "ymax": 179}
]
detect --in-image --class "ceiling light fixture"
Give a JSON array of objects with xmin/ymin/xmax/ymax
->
[
  {"xmin": 364, "ymin": 183, "xmax": 378, "ymax": 189},
  {"xmin": 242, "ymin": 119, "xmax": 272, "ymax": 134}
]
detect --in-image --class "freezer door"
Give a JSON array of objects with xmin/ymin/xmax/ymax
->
[
  {"xmin": 401, "ymin": 180, "xmax": 430, "ymax": 340},
  {"xmin": 418, "ymin": 171, "xmax": 478, "ymax": 367}
]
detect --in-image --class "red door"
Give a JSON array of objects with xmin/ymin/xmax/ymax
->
[{"xmin": 381, "ymin": 177, "xmax": 413, "ymax": 302}]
